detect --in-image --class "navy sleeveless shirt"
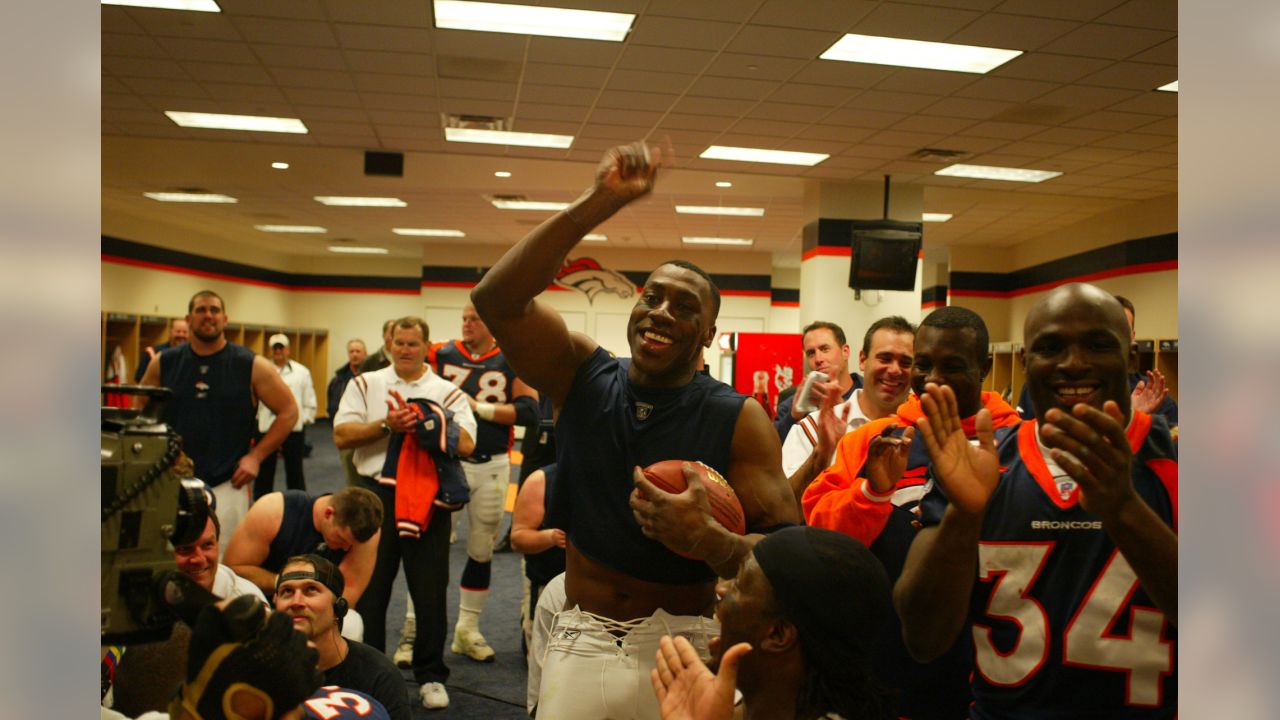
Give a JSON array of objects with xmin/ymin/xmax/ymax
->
[
  {"xmin": 263, "ymin": 490, "xmax": 347, "ymax": 572},
  {"xmin": 159, "ymin": 342, "xmax": 256, "ymax": 486},
  {"xmin": 548, "ymin": 348, "xmax": 745, "ymax": 585}
]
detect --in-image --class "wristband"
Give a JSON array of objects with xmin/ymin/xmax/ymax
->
[{"xmin": 475, "ymin": 402, "xmax": 496, "ymax": 421}]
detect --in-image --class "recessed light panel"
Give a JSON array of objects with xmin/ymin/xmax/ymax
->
[
  {"xmin": 328, "ymin": 246, "xmax": 389, "ymax": 254},
  {"xmin": 314, "ymin": 196, "xmax": 407, "ymax": 207},
  {"xmin": 392, "ymin": 228, "xmax": 466, "ymax": 237},
  {"xmin": 584, "ymin": 234, "xmax": 607, "ymax": 241},
  {"xmin": 675, "ymin": 205, "xmax": 765, "ymax": 217},
  {"xmin": 490, "ymin": 199, "xmax": 570, "ymax": 211},
  {"xmin": 494, "ymin": 171, "xmax": 512, "ymax": 178},
  {"xmin": 682, "ymin": 236, "xmax": 754, "ymax": 246},
  {"xmin": 144, "ymin": 192, "xmax": 237, "ymax": 203},
  {"xmin": 820, "ymin": 33, "xmax": 1021, "ymax": 74},
  {"xmin": 935, "ymin": 164, "xmax": 1062, "ymax": 183},
  {"xmin": 271, "ymin": 162, "xmax": 289, "ymax": 170},
  {"xmin": 699, "ymin": 145, "xmax": 828, "ymax": 166},
  {"xmin": 922, "ymin": 213, "xmax": 953, "ymax": 222},
  {"xmin": 255, "ymin": 225, "xmax": 327, "ymax": 233},
  {"xmin": 445, "ymin": 127, "xmax": 574, "ymax": 148},
  {"xmin": 102, "ymin": 0, "xmax": 220, "ymax": 11},
  {"xmin": 165, "ymin": 111, "xmax": 307, "ymax": 134},
  {"xmin": 1156, "ymin": 80, "xmax": 1178, "ymax": 92},
  {"xmin": 433, "ymin": 0, "xmax": 635, "ymax": 42},
  {"xmin": 715, "ymin": 181, "xmax": 733, "ymax": 188}
]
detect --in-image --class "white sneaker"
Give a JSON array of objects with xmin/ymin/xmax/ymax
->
[
  {"xmin": 419, "ymin": 682, "xmax": 449, "ymax": 710},
  {"xmin": 451, "ymin": 626, "xmax": 496, "ymax": 662},
  {"xmin": 393, "ymin": 638, "xmax": 414, "ymax": 669}
]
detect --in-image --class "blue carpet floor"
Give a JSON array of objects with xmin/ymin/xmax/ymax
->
[{"xmin": 299, "ymin": 423, "xmax": 530, "ymax": 719}]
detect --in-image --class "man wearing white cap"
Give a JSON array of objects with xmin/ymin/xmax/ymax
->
[{"xmin": 256, "ymin": 332, "xmax": 318, "ymax": 499}]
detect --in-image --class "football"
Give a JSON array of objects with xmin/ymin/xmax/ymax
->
[{"xmin": 641, "ymin": 460, "xmax": 748, "ymax": 554}]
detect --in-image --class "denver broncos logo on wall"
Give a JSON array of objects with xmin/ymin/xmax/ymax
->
[{"xmin": 554, "ymin": 257, "xmax": 635, "ymax": 304}]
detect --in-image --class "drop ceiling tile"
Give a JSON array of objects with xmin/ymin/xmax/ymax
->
[
  {"xmin": 729, "ymin": 118, "xmax": 808, "ymax": 137},
  {"xmin": 891, "ymin": 115, "xmax": 977, "ymax": 134},
  {"xmin": 993, "ymin": 53, "xmax": 1111, "ymax": 83},
  {"xmin": 645, "ymin": 0, "xmax": 757, "ymax": 21},
  {"xmin": 515, "ymin": 63, "xmax": 605, "ymax": 90},
  {"xmin": 670, "ymin": 96, "xmax": 756, "ymax": 117},
  {"xmin": 798, "ymin": 124, "xmax": 878, "ymax": 143},
  {"xmin": 103, "ymin": 32, "xmax": 170, "ymax": 59},
  {"xmin": 299, "ymin": 106, "xmax": 371, "ymax": 122},
  {"xmin": 1097, "ymin": 0, "xmax": 1178, "ymax": 31},
  {"xmin": 742, "ymin": 102, "xmax": 826, "ymax": 123},
  {"xmin": 995, "ymin": 0, "xmax": 1128, "ymax": 22},
  {"xmin": 825, "ymin": 107, "xmax": 909, "ymax": 129},
  {"xmin": 961, "ymin": 121, "xmax": 1045, "ymax": 139},
  {"xmin": 525, "ymin": 37, "xmax": 624, "ymax": 68},
  {"xmin": 439, "ymin": 99, "xmax": 511, "ymax": 117},
  {"xmin": 103, "ymin": 108, "xmax": 171, "ymax": 126},
  {"xmin": 864, "ymin": 128, "xmax": 951, "ymax": 148},
  {"xmin": 848, "ymin": 144, "xmax": 913, "ymax": 160},
  {"xmin": 791, "ymin": 60, "xmax": 894, "ymax": 88},
  {"xmin": 1064, "ymin": 110, "xmax": 1162, "ymax": 131},
  {"xmin": 268, "ymin": 67, "xmax": 355, "ymax": 91},
  {"xmin": 578, "ymin": 123, "xmax": 653, "ymax": 141},
  {"xmin": 514, "ymin": 103, "xmax": 590, "ymax": 122},
  {"xmin": 922, "ymin": 96, "xmax": 1015, "ymax": 120},
  {"xmin": 344, "ymin": 50, "xmax": 435, "ymax": 76},
  {"xmin": 325, "ymin": 0, "xmax": 431, "ymax": 26},
  {"xmin": 217, "ymin": 0, "xmax": 326, "ymax": 19},
  {"xmin": 854, "ymin": 2, "xmax": 984, "ymax": 41},
  {"xmin": 334, "ymin": 23, "xmax": 431, "ymax": 52},
  {"xmin": 1133, "ymin": 116, "xmax": 1176, "ymax": 136},
  {"xmin": 113, "ymin": 122, "xmax": 192, "ymax": 138},
  {"xmin": 589, "ymin": 107, "xmax": 666, "ymax": 127},
  {"xmin": 1091, "ymin": 133, "xmax": 1171, "ymax": 151},
  {"xmin": 101, "ymin": 7, "xmax": 147, "ymax": 34},
  {"xmin": 1130, "ymin": 37, "xmax": 1176, "ymax": 65},
  {"xmin": 687, "ymin": 76, "xmax": 780, "ymax": 101},
  {"xmin": 1040, "ymin": 25, "xmax": 1175, "ymax": 60},
  {"xmin": 615, "ymin": 44, "xmax": 717, "ymax": 72},
  {"xmin": 652, "ymin": 113, "xmax": 736, "ymax": 132},
  {"xmin": 1052, "ymin": 146, "xmax": 1135, "ymax": 163},
  {"xmin": 205, "ymin": 83, "xmax": 291, "ymax": 104},
  {"xmin": 181, "ymin": 61, "xmax": 275, "ymax": 85},
  {"xmin": 285, "ymin": 87, "xmax": 363, "ymax": 107},
  {"xmin": 1107, "ymin": 92, "xmax": 1177, "ymax": 116},
  {"xmin": 704, "ymin": 53, "xmax": 808, "ymax": 81},
  {"xmin": 608, "ymin": 68, "xmax": 696, "ymax": 94},
  {"xmin": 1079, "ymin": 61, "xmax": 1179, "ymax": 91},
  {"xmin": 156, "ymin": 38, "xmax": 260, "ymax": 64},
  {"xmin": 724, "ymin": 26, "xmax": 838, "ymax": 59},
  {"xmin": 233, "ymin": 17, "xmax": 339, "ymax": 47},
  {"xmin": 996, "ymin": 140, "xmax": 1075, "ymax": 157},
  {"xmin": 252, "ymin": 44, "xmax": 348, "ymax": 71},
  {"xmin": 104, "ymin": 56, "xmax": 190, "ymax": 82},
  {"xmin": 752, "ymin": 0, "xmax": 878, "ymax": 30},
  {"xmin": 766, "ymin": 82, "xmax": 856, "ymax": 107},
  {"xmin": 123, "ymin": 77, "xmax": 210, "ymax": 100},
  {"xmin": 945, "ymin": 13, "xmax": 1079, "ymax": 50},
  {"xmin": 128, "ymin": 8, "xmax": 241, "ymax": 40},
  {"xmin": 355, "ymin": 73, "xmax": 436, "ymax": 95},
  {"xmin": 1033, "ymin": 84, "xmax": 1140, "ymax": 110},
  {"xmin": 953, "ymin": 76, "xmax": 1058, "ymax": 103},
  {"xmin": 103, "ymin": 91, "xmax": 149, "ymax": 109},
  {"xmin": 933, "ymin": 135, "xmax": 1007, "ymax": 153},
  {"xmin": 1112, "ymin": 150, "xmax": 1176, "ymax": 168}
]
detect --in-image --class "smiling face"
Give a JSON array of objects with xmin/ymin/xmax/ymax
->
[
  {"xmin": 169, "ymin": 319, "xmax": 190, "ymax": 345},
  {"xmin": 270, "ymin": 342, "xmax": 290, "ymax": 366},
  {"xmin": 273, "ymin": 561, "xmax": 337, "ymax": 640},
  {"xmin": 802, "ymin": 327, "xmax": 849, "ymax": 380},
  {"xmin": 173, "ymin": 517, "xmax": 219, "ymax": 592},
  {"xmin": 460, "ymin": 304, "xmax": 494, "ymax": 349},
  {"xmin": 1022, "ymin": 284, "xmax": 1135, "ymax": 425},
  {"xmin": 186, "ymin": 294, "xmax": 227, "ymax": 343},
  {"xmin": 626, "ymin": 264, "xmax": 716, "ymax": 387},
  {"xmin": 712, "ymin": 555, "xmax": 778, "ymax": 678},
  {"xmin": 910, "ymin": 325, "xmax": 989, "ymax": 419},
  {"xmin": 859, "ymin": 328, "xmax": 914, "ymax": 414}
]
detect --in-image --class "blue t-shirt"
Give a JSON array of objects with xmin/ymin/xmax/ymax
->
[
  {"xmin": 159, "ymin": 342, "xmax": 256, "ymax": 486},
  {"xmin": 549, "ymin": 348, "xmax": 744, "ymax": 585},
  {"xmin": 920, "ymin": 414, "xmax": 1177, "ymax": 719}
]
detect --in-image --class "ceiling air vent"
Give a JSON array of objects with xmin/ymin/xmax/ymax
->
[
  {"xmin": 443, "ymin": 114, "xmax": 510, "ymax": 132},
  {"xmin": 909, "ymin": 148, "xmax": 970, "ymax": 162}
]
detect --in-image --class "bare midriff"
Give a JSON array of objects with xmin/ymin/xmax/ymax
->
[{"xmin": 564, "ymin": 542, "xmax": 716, "ymax": 622}]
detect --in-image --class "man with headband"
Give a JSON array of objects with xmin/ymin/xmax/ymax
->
[
  {"xmin": 274, "ymin": 555, "xmax": 411, "ymax": 720},
  {"xmin": 651, "ymin": 525, "xmax": 896, "ymax": 720}
]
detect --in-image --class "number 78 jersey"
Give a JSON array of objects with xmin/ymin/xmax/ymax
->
[
  {"xmin": 919, "ymin": 412, "xmax": 1177, "ymax": 719},
  {"xmin": 432, "ymin": 340, "xmax": 518, "ymax": 456}
]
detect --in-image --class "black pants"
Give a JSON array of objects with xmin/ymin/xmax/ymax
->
[
  {"xmin": 356, "ymin": 478, "xmax": 451, "ymax": 684},
  {"xmin": 254, "ymin": 430, "xmax": 306, "ymax": 500}
]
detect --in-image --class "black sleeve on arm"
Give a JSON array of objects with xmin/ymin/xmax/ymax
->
[{"xmin": 512, "ymin": 394, "xmax": 541, "ymax": 428}]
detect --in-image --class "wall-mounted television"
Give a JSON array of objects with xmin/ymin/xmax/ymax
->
[{"xmin": 848, "ymin": 219, "xmax": 923, "ymax": 292}]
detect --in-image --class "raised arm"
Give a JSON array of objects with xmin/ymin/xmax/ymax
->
[{"xmin": 471, "ymin": 142, "xmax": 666, "ymax": 406}]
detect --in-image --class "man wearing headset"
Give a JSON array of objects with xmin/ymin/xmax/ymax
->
[{"xmin": 274, "ymin": 555, "xmax": 412, "ymax": 720}]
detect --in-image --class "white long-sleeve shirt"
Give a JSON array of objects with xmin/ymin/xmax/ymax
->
[
  {"xmin": 781, "ymin": 389, "xmax": 872, "ymax": 477},
  {"xmin": 257, "ymin": 359, "xmax": 316, "ymax": 432}
]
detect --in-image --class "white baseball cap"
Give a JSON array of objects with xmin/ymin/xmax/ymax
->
[{"xmin": 268, "ymin": 333, "xmax": 290, "ymax": 348}]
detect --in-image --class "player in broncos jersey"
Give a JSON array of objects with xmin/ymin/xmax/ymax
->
[
  {"xmin": 431, "ymin": 303, "xmax": 537, "ymax": 663},
  {"xmin": 898, "ymin": 283, "xmax": 1177, "ymax": 719}
]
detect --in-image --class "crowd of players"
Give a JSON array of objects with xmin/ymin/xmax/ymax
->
[{"xmin": 102, "ymin": 141, "xmax": 1177, "ymax": 720}]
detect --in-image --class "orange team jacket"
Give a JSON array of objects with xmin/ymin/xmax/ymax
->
[{"xmin": 802, "ymin": 392, "xmax": 1021, "ymax": 545}]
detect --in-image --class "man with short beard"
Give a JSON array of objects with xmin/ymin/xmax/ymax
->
[
  {"xmin": 275, "ymin": 555, "xmax": 412, "ymax": 720},
  {"xmin": 140, "ymin": 289, "xmax": 297, "ymax": 552},
  {"xmin": 774, "ymin": 321, "xmax": 863, "ymax": 441}
]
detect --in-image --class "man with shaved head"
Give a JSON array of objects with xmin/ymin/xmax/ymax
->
[{"xmin": 896, "ymin": 283, "xmax": 1178, "ymax": 718}]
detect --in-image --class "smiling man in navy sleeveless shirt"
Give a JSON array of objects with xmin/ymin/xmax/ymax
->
[{"xmin": 473, "ymin": 141, "xmax": 799, "ymax": 719}]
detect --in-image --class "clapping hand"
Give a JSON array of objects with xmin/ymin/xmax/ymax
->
[
  {"xmin": 913, "ymin": 383, "xmax": 999, "ymax": 515},
  {"xmin": 651, "ymin": 635, "xmax": 749, "ymax": 720},
  {"xmin": 1040, "ymin": 401, "xmax": 1136, "ymax": 519}
]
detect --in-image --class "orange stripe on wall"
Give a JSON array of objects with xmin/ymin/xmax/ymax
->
[
  {"xmin": 103, "ymin": 255, "xmax": 420, "ymax": 295},
  {"xmin": 950, "ymin": 260, "xmax": 1178, "ymax": 299}
]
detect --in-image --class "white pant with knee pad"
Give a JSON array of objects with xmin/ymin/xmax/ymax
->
[
  {"xmin": 461, "ymin": 456, "xmax": 509, "ymax": 563},
  {"xmin": 211, "ymin": 481, "xmax": 251, "ymax": 558},
  {"xmin": 533, "ymin": 580, "xmax": 718, "ymax": 720}
]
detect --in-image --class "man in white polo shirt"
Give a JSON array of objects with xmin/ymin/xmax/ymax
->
[
  {"xmin": 334, "ymin": 315, "xmax": 476, "ymax": 712},
  {"xmin": 255, "ymin": 332, "xmax": 317, "ymax": 500},
  {"xmin": 784, "ymin": 316, "xmax": 915, "ymax": 501}
]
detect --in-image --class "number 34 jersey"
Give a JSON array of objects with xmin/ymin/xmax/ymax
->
[
  {"xmin": 920, "ymin": 411, "xmax": 1177, "ymax": 719},
  {"xmin": 433, "ymin": 340, "xmax": 518, "ymax": 457}
]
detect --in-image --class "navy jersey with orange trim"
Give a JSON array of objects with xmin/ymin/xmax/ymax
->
[
  {"xmin": 433, "ymin": 340, "xmax": 518, "ymax": 456},
  {"xmin": 919, "ymin": 412, "xmax": 1177, "ymax": 719}
]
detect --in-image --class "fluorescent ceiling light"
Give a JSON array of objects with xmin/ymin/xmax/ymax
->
[
  {"xmin": 922, "ymin": 213, "xmax": 953, "ymax": 222},
  {"xmin": 165, "ymin": 111, "xmax": 307, "ymax": 134},
  {"xmin": 491, "ymin": 199, "xmax": 570, "ymax": 211},
  {"xmin": 1156, "ymin": 80, "xmax": 1178, "ymax": 92},
  {"xmin": 820, "ymin": 33, "xmax": 1021, "ymax": 74},
  {"xmin": 682, "ymin": 236, "xmax": 754, "ymax": 246},
  {"xmin": 445, "ymin": 127, "xmax": 574, "ymax": 148},
  {"xmin": 494, "ymin": 171, "xmax": 512, "ymax": 178},
  {"xmin": 700, "ymin": 145, "xmax": 828, "ymax": 167},
  {"xmin": 328, "ymin": 246, "xmax": 389, "ymax": 254},
  {"xmin": 715, "ymin": 181, "xmax": 732, "ymax": 188},
  {"xmin": 935, "ymin": 164, "xmax": 1062, "ymax": 183},
  {"xmin": 675, "ymin": 205, "xmax": 765, "ymax": 217},
  {"xmin": 433, "ymin": 0, "xmax": 635, "ymax": 42},
  {"xmin": 314, "ymin": 196, "xmax": 407, "ymax": 207},
  {"xmin": 584, "ymin": 234, "xmax": 607, "ymax": 241},
  {"xmin": 102, "ymin": 0, "xmax": 221, "ymax": 11},
  {"xmin": 144, "ymin": 192, "xmax": 237, "ymax": 203},
  {"xmin": 271, "ymin": 162, "xmax": 289, "ymax": 170},
  {"xmin": 255, "ymin": 225, "xmax": 327, "ymax": 233},
  {"xmin": 393, "ymin": 228, "xmax": 466, "ymax": 237}
]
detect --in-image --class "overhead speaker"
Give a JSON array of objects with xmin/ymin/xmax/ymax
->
[{"xmin": 364, "ymin": 151, "xmax": 403, "ymax": 177}]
